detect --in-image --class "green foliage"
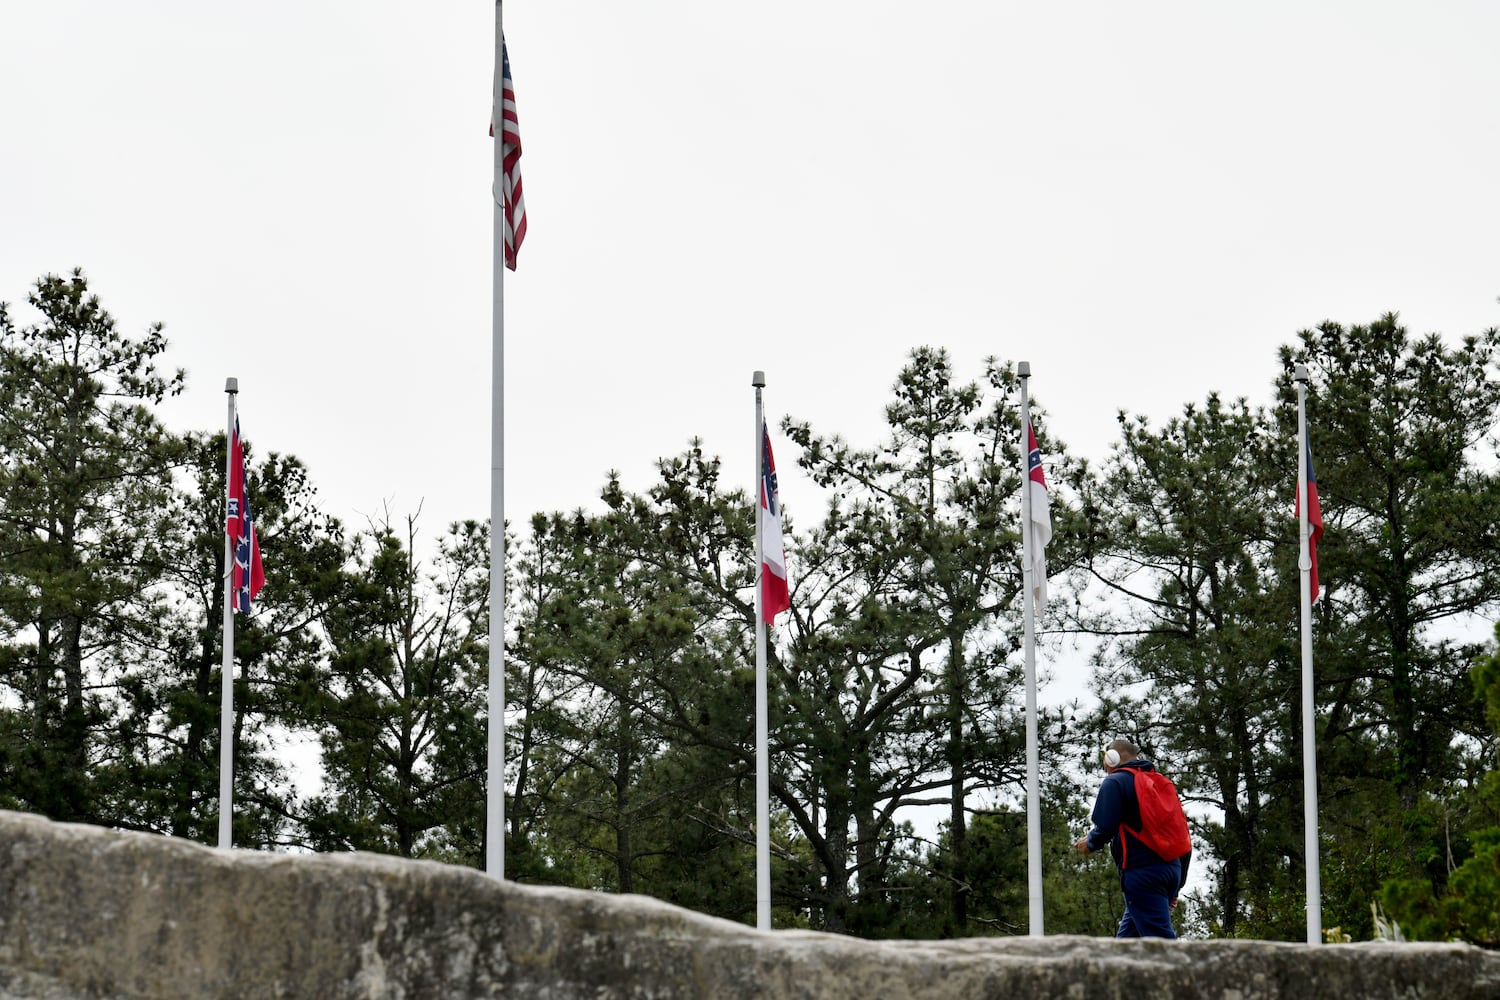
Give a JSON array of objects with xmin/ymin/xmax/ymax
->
[
  {"xmin": 1380, "ymin": 622, "xmax": 1500, "ymax": 945},
  {"xmin": 1281, "ymin": 319, "xmax": 1500, "ymax": 796},
  {"xmin": 10, "ymin": 271, "xmax": 1500, "ymax": 947},
  {"xmin": 0, "ymin": 272, "xmax": 353, "ymax": 847},
  {"xmin": 1278, "ymin": 319, "xmax": 1500, "ymax": 937},
  {"xmin": 507, "ymin": 458, "xmax": 760, "ymax": 919},
  {"xmin": 298, "ymin": 512, "xmax": 487, "ymax": 861},
  {"xmin": 1045, "ymin": 776, "xmax": 1134, "ymax": 935},
  {"xmin": 1087, "ymin": 392, "xmax": 1302, "ymax": 937},
  {"xmin": 779, "ymin": 348, "xmax": 1085, "ymax": 933},
  {"xmin": 104, "ymin": 434, "xmax": 267, "ymax": 843},
  {"xmin": 0, "ymin": 270, "xmax": 184, "ymax": 825}
]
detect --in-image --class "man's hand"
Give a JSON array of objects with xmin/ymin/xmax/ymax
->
[{"xmin": 1073, "ymin": 836, "xmax": 1091, "ymax": 855}]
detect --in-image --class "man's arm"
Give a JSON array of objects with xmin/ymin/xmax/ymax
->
[{"xmin": 1075, "ymin": 775, "xmax": 1123, "ymax": 854}]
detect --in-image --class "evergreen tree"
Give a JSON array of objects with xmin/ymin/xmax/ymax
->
[
  {"xmin": 784, "ymin": 348, "xmax": 1082, "ymax": 934},
  {"xmin": 0, "ymin": 270, "xmax": 184, "ymax": 825},
  {"xmin": 1277, "ymin": 317, "xmax": 1500, "ymax": 936},
  {"xmin": 102, "ymin": 431, "xmax": 346, "ymax": 846},
  {"xmin": 520, "ymin": 464, "xmax": 758, "ymax": 916},
  {"xmin": 1381, "ymin": 621, "xmax": 1500, "ymax": 946},
  {"xmin": 299, "ymin": 511, "xmax": 488, "ymax": 859},
  {"xmin": 1086, "ymin": 393, "xmax": 1303, "ymax": 937},
  {"xmin": 504, "ymin": 512, "xmax": 593, "ymax": 882}
]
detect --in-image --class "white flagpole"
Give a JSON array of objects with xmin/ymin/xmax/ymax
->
[
  {"xmin": 486, "ymin": 0, "xmax": 507, "ymax": 878},
  {"xmin": 752, "ymin": 370, "xmax": 771, "ymax": 931},
  {"xmin": 1295, "ymin": 364, "xmax": 1322, "ymax": 943},
  {"xmin": 1017, "ymin": 361, "xmax": 1044, "ymax": 936},
  {"xmin": 217, "ymin": 377, "xmax": 238, "ymax": 850}
]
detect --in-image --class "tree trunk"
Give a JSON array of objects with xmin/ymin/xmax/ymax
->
[{"xmin": 946, "ymin": 633, "xmax": 968, "ymax": 932}]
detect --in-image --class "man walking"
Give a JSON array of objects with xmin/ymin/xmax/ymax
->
[{"xmin": 1074, "ymin": 739, "xmax": 1193, "ymax": 939}]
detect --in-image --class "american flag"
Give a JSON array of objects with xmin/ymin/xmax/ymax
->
[
  {"xmin": 226, "ymin": 416, "xmax": 265, "ymax": 614},
  {"xmin": 491, "ymin": 39, "xmax": 526, "ymax": 270}
]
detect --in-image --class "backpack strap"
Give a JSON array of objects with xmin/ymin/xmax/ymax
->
[
  {"xmin": 1113, "ymin": 766, "xmax": 1143, "ymax": 869},
  {"xmin": 1116, "ymin": 767, "xmax": 1146, "ymax": 869}
]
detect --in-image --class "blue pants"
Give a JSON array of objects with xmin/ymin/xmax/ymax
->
[{"xmin": 1116, "ymin": 862, "xmax": 1180, "ymax": 939}]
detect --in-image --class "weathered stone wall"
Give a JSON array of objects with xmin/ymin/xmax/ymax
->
[{"xmin": 0, "ymin": 810, "xmax": 1494, "ymax": 999}]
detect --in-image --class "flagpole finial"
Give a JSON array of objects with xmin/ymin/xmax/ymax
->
[
  {"xmin": 1294, "ymin": 364, "xmax": 1309, "ymax": 384},
  {"xmin": 225, "ymin": 377, "xmax": 238, "ymax": 394},
  {"xmin": 752, "ymin": 371, "xmax": 766, "ymax": 388},
  {"xmin": 1017, "ymin": 361, "xmax": 1031, "ymax": 379}
]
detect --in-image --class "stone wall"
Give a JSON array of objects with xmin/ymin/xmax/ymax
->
[{"xmin": 0, "ymin": 810, "xmax": 1494, "ymax": 999}]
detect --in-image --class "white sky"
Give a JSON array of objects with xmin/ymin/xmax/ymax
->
[{"xmin": 5, "ymin": 1, "xmax": 1499, "ymax": 566}]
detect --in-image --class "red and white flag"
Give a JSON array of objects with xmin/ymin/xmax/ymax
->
[
  {"xmin": 1026, "ymin": 421, "xmax": 1052, "ymax": 605},
  {"xmin": 226, "ymin": 416, "xmax": 265, "ymax": 614},
  {"xmin": 1296, "ymin": 432, "xmax": 1324, "ymax": 603},
  {"xmin": 760, "ymin": 423, "xmax": 790, "ymax": 624},
  {"xmin": 491, "ymin": 38, "xmax": 526, "ymax": 270}
]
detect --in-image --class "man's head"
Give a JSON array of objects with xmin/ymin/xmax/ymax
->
[{"xmin": 1103, "ymin": 739, "xmax": 1138, "ymax": 771}]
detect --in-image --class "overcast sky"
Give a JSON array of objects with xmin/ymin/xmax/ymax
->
[{"xmin": 5, "ymin": 1, "xmax": 1498, "ymax": 570}]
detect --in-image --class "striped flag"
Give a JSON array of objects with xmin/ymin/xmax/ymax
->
[
  {"xmin": 1027, "ymin": 421, "xmax": 1052, "ymax": 605},
  {"xmin": 760, "ymin": 423, "xmax": 790, "ymax": 623},
  {"xmin": 491, "ymin": 38, "xmax": 527, "ymax": 270},
  {"xmin": 1296, "ymin": 432, "xmax": 1324, "ymax": 603},
  {"xmin": 226, "ymin": 417, "xmax": 265, "ymax": 614}
]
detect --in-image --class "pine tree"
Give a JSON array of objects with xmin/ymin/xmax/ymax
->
[{"xmin": 0, "ymin": 271, "xmax": 183, "ymax": 825}]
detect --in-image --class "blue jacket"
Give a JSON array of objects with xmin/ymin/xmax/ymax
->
[{"xmin": 1085, "ymin": 759, "xmax": 1191, "ymax": 890}]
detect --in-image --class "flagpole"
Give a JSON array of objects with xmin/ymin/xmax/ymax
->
[
  {"xmin": 1295, "ymin": 364, "xmax": 1322, "ymax": 943},
  {"xmin": 217, "ymin": 378, "xmax": 238, "ymax": 850},
  {"xmin": 486, "ymin": 0, "xmax": 507, "ymax": 878},
  {"xmin": 752, "ymin": 370, "xmax": 771, "ymax": 931},
  {"xmin": 1017, "ymin": 362, "xmax": 1044, "ymax": 936}
]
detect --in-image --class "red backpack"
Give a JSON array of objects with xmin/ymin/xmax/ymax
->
[{"xmin": 1118, "ymin": 766, "xmax": 1192, "ymax": 866}]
